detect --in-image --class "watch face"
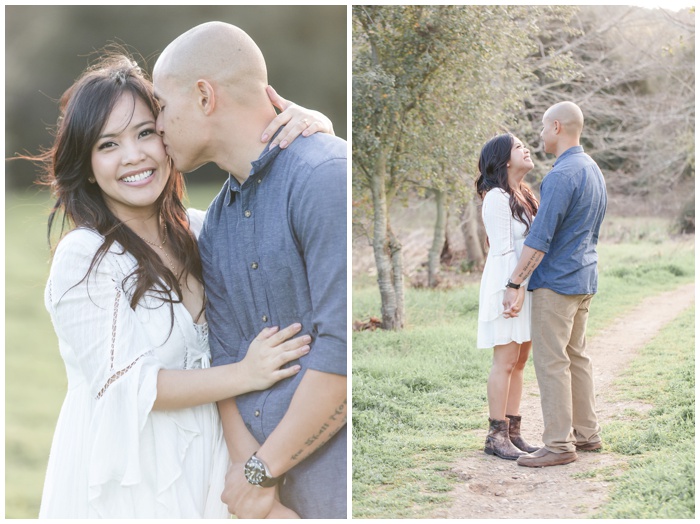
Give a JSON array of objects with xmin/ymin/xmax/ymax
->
[{"xmin": 245, "ymin": 456, "xmax": 267, "ymax": 485}]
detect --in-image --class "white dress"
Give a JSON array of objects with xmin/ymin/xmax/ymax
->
[
  {"xmin": 477, "ymin": 188, "xmax": 532, "ymax": 349},
  {"xmin": 39, "ymin": 210, "xmax": 230, "ymax": 519}
]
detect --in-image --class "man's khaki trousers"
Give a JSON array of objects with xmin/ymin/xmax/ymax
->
[{"xmin": 531, "ymin": 288, "xmax": 602, "ymax": 453}]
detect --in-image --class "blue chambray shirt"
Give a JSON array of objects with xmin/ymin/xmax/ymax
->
[
  {"xmin": 198, "ymin": 131, "xmax": 347, "ymax": 443},
  {"xmin": 525, "ymin": 146, "xmax": 607, "ymax": 295}
]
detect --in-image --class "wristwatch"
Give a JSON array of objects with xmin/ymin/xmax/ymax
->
[
  {"xmin": 244, "ymin": 453, "xmax": 282, "ymax": 488},
  {"xmin": 506, "ymin": 279, "xmax": 521, "ymax": 290}
]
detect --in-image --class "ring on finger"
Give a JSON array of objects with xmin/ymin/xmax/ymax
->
[{"xmin": 301, "ymin": 118, "xmax": 310, "ymax": 127}]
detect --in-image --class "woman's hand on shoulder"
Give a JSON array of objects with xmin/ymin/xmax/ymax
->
[
  {"xmin": 240, "ymin": 323, "xmax": 311, "ymax": 391},
  {"xmin": 261, "ymin": 85, "xmax": 335, "ymax": 150}
]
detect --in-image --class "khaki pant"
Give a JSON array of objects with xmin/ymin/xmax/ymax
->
[{"xmin": 531, "ymin": 288, "xmax": 601, "ymax": 453}]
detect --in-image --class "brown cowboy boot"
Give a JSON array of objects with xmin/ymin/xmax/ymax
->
[
  {"xmin": 506, "ymin": 414, "xmax": 540, "ymax": 453},
  {"xmin": 484, "ymin": 418, "xmax": 526, "ymax": 460}
]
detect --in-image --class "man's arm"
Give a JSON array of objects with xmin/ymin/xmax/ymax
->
[
  {"xmin": 222, "ymin": 149, "xmax": 348, "ymax": 518},
  {"xmin": 218, "ymin": 397, "xmax": 260, "ymax": 462},
  {"xmin": 221, "ymin": 371, "xmax": 346, "ymax": 518},
  {"xmin": 218, "ymin": 398, "xmax": 303, "ymax": 519},
  {"xmin": 503, "ymin": 245, "xmax": 545, "ymax": 317},
  {"xmin": 260, "ymin": 152, "xmax": 348, "ymax": 468},
  {"xmin": 257, "ymin": 370, "xmax": 346, "ymax": 473},
  {"xmin": 512, "ymin": 245, "xmax": 545, "ymax": 285},
  {"xmin": 503, "ymin": 171, "xmax": 572, "ymax": 316},
  {"xmin": 217, "ymin": 398, "xmax": 276, "ymax": 518}
]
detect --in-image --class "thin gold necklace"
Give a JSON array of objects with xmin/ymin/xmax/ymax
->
[{"xmin": 139, "ymin": 222, "xmax": 177, "ymax": 275}]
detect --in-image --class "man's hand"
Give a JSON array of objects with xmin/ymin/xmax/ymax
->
[
  {"xmin": 502, "ymin": 245, "xmax": 544, "ymax": 319},
  {"xmin": 503, "ymin": 287, "xmax": 521, "ymax": 318},
  {"xmin": 221, "ymin": 462, "xmax": 276, "ymax": 519},
  {"xmin": 267, "ymin": 498, "xmax": 300, "ymax": 519}
]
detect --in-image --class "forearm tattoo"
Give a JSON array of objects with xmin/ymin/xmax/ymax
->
[
  {"xmin": 290, "ymin": 399, "xmax": 347, "ymax": 462},
  {"xmin": 516, "ymin": 250, "xmax": 543, "ymax": 281}
]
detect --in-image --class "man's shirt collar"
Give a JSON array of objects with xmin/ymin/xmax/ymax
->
[
  {"xmin": 553, "ymin": 145, "xmax": 584, "ymax": 167},
  {"xmin": 225, "ymin": 128, "xmax": 286, "ymax": 206}
]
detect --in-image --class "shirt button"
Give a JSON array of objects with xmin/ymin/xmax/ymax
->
[
  {"xmin": 257, "ymin": 178, "xmax": 262, "ymax": 184},
  {"xmin": 262, "ymin": 315, "xmax": 268, "ymax": 322},
  {"xmin": 251, "ymin": 262, "xmax": 259, "ymax": 270},
  {"xmin": 244, "ymin": 210, "xmax": 252, "ymax": 218},
  {"xmin": 254, "ymin": 410, "xmax": 261, "ymax": 417}
]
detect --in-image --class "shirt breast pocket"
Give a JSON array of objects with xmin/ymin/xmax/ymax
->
[
  {"xmin": 265, "ymin": 265, "xmax": 299, "ymax": 329},
  {"xmin": 262, "ymin": 258, "xmax": 311, "ymax": 329}
]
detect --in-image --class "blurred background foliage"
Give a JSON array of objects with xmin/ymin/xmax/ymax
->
[
  {"xmin": 5, "ymin": 5, "xmax": 347, "ymax": 189},
  {"xmin": 352, "ymin": 5, "xmax": 694, "ymax": 327}
]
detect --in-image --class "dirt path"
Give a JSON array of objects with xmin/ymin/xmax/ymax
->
[{"xmin": 435, "ymin": 282, "xmax": 695, "ymax": 519}]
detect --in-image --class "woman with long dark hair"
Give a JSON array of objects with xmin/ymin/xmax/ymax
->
[
  {"xmin": 29, "ymin": 52, "xmax": 329, "ymax": 518},
  {"xmin": 475, "ymin": 133, "xmax": 540, "ymax": 460}
]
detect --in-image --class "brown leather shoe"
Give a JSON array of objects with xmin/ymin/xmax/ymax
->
[
  {"xmin": 575, "ymin": 440, "xmax": 603, "ymax": 451},
  {"xmin": 516, "ymin": 447, "xmax": 578, "ymax": 468}
]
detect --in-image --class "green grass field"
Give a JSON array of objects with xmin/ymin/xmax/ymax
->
[
  {"xmin": 595, "ymin": 306, "xmax": 695, "ymax": 518},
  {"xmin": 6, "ymin": 185, "xmax": 695, "ymax": 519},
  {"xmin": 5, "ymin": 183, "xmax": 223, "ymax": 518},
  {"xmin": 352, "ymin": 228, "xmax": 694, "ymax": 518}
]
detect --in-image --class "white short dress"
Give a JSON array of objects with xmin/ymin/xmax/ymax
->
[
  {"xmin": 477, "ymin": 188, "xmax": 532, "ymax": 349},
  {"xmin": 39, "ymin": 210, "xmax": 230, "ymax": 519}
]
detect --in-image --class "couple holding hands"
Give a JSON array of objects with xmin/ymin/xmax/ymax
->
[{"xmin": 476, "ymin": 102, "xmax": 607, "ymax": 468}]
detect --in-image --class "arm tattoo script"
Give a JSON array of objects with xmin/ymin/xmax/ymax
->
[
  {"xmin": 290, "ymin": 399, "xmax": 347, "ymax": 462},
  {"xmin": 516, "ymin": 251, "xmax": 543, "ymax": 281}
]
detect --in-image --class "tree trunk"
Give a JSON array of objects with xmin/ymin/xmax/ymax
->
[
  {"xmin": 440, "ymin": 207, "xmax": 455, "ymax": 266},
  {"xmin": 460, "ymin": 196, "xmax": 486, "ymax": 270},
  {"xmin": 370, "ymin": 148, "xmax": 405, "ymax": 330},
  {"xmin": 440, "ymin": 218, "xmax": 453, "ymax": 265},
  {"xmin": 428, "ymin": 188, "xmax": 447, "ymax": 288},
  {"xmin": 387, "ymin": 225, "xmax": 405, "ymax": 329}
]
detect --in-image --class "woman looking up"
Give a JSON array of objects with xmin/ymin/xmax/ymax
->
[{"xmin": 475, "ymin": 133, "xmax": 541, "ymax": 461}]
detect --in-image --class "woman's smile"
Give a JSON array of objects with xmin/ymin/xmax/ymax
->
[
  {"xmin": 90, "ymin": 93, "xmax": 170, "ymax": 219},
  {"xmin": 120, "ymin": 168, "xmax": 156, "ymax": 185}
]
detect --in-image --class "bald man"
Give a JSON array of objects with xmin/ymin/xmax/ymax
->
[
  {"xmin": 153, "ymin": 22, "xmax": 347, "ymax": 518},
  {"xmin": 502, "ymin": 101, "xmax": 607, "ymax": 468}
]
